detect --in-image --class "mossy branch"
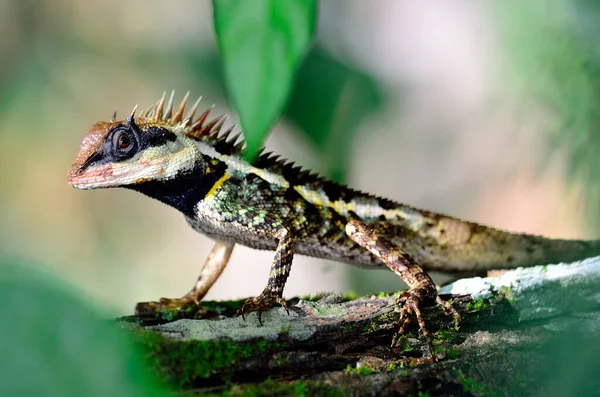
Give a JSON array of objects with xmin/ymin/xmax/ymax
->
[{"xmin": 119, "ymin": 257, "xmax": 600, "ymax": 395}]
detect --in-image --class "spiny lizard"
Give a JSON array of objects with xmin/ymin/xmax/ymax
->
[{"xmin": 68, "ymin": 92, "xmax": 600, "ymax": 359}]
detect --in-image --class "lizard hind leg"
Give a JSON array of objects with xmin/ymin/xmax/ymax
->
[
  {"xmin": 345, "ymin": 220, "xmax": 460, "ymax": 360},
  {"xmin": 135, "ymin": 240, "xmax": 235, "ymax": 315}
]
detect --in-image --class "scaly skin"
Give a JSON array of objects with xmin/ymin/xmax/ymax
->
[{"xmin": 68, "ymin": 92, "xmax": 600, "ymax": 360}]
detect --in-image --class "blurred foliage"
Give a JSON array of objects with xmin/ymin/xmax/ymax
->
[
  {"xmin": 213, "ymin": 0, "xmax": 318, "ymax": 161},
  {"xmin": 0, "ymin": 254, "xmax": 169, "ymax": 396},
  {"xmin": 534, "ymin": 331, "xmax": 600, "ymax": 396},
  {"xmin": 183, "ymin": 46, "xmax": 385, "ymax": 182},
  {"xmin": 497, "ymin": 0, "xmax": 600, "ymax": 225},
  {"xmin": 287, "ymin": 47, "xmax": 384, "ymax": 182}
]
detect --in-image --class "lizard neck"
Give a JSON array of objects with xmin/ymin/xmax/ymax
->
[{"xmin": 129, "ymin": 156, "xmax": 227, "ymax": 218}]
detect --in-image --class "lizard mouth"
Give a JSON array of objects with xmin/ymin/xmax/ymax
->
[
  {"xmin": 67, "ymin": 155, "xmax": 170, "ymax": 190},
  {"xmin": 67, "ymin": 163, "xmax": 116, "ymax": 190}
]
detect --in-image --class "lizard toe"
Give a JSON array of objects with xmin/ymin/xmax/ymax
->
[
  {"xmin": 134, "ymin": 296, "xmax": 197, "ymax": 315},
  {"xmin": 391, "ymin": 289, "xmax": 460, "ymax": 362},
  {"xmin": 235, "ymin": 292, "xmax": 289, "ymax": 325}
]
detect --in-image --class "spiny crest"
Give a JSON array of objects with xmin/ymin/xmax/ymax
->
[
  {"xmin": 114, "ymin": 91, "xmax": 243, "ymax": 148},
  {"xmin": 115, "ymin": 92, "xmax": 328, "ymax": 183},
  {"xmin": 107, "ymin": 92, "xmax": 393, "ymax": 205},
  {"xmin": 255, "ymin": 151, "xmax": 322, "ymax": 184}
]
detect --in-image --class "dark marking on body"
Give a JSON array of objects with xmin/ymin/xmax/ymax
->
[
  {"xmin": 142, "ymin": 126, "xmax": 177, "ymax": 148},
  {"xmin": 130, "ymin": 159, "xmax": 227, "ymax": 218}
]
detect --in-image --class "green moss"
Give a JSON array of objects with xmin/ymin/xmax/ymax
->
[
  {"xmin": 455, "ymin": 369, "xmax": 504, "ymax": 397},
  {"xmin": 466, "ymin": 298, "xmax": 488, "ymax": 312},
  {"xmin": 456, "ymin": 370, "xmax": 486, "ymax": 394},
  {"xmin": 344, "ymin": 364, "xmax": 374, "ymax": 376},
  {"xmin": 433, "ymin": 329, "xmax": 456, "ymax": 345},
  {"xmin": 498, "ymin": 286, "xmax": 514, "ymax": 302},
  {"xmin": 444, "ymin": 347, "xmax": 460, "ymax": 360},
  {"xmin": 433, "ymin": 344, "xmax": 460, "ymax": 360},
  {"xmin": 393, "ymin": 335, "xmax": 414, "ymax": 353},
  {"xmin": 223, "ymin": 378, "xmax": 346, "ymax": 397},
  {"xmin": 157, "ymin": 304, "xmax": 197, "ymax": 322},
  {"xmin": 359, "ymin": 310, "xmax": 397, "ymax": 334},
  {"xmin": 386, "ymin": 361, "xmax": 408, "ymax": 371},
  {"xmin": 270, "ymin": 353, "xmax": 291, "ymax": 369},
  {"xmin": 339, "ymin": 291, "xmax": 358, "ymax": 302},
  {"xmin": 134, "ymin": 330, "xmax": 288, "ymax": 387},
  {"xmin": 298, "ymin": 291, "xmax": 357, "ymax": 303},
  {"xmin": 198, "ymin": 299, "xmax": 245, "ymax": 316},
  {"xmin": 355, "ymin": 366, "xmax": 374, "ymax": 376},
  {"xmin": 152, "ymin": 299, "xmax": 246, "ymax": 322},
  {"xmin": 302, "ymin": 301, "xmax": 350, "ymax": 317},
  {"xmin": 430, "ymin": 328, "xmax": 460, "ymax": 358},
  {"xmin": 298, "ymin": 293, "xmax": 326, "ymax": 302},
  {"xmin": 357, "ymin": 309, "xmax": 399, "ymax": 336}
]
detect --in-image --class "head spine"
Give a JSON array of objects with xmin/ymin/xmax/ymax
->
[
  {"xmin": 112, "ymin": 91, "xmax": 237, "ymax": 146},
  {"xmin": 127, "ymin": 105, "xmax": 139, "ymax": 131}
]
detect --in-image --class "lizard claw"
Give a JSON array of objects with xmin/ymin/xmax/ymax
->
[
  {"xmin": 391, "ymin": 290, "xmax": 460, "ymax": 362},
  {"xmin": 235, "ymin": 291, "xmax": 290, "ymax": 325},
  {"xmin": 436, "ymin": 296, "xmax": 461, "ymax": 328}
]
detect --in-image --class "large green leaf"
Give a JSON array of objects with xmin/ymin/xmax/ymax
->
[
  {"xmin": 213, "ymin": 0, "xmax": 317, "ymax": 160},
  {"xmin": 0, "ymin": 255, "xmax": 169, "ymax": 396},
  {"xmin": 182, "ymin": 47, "xmax": 386, "ymax": 183}
]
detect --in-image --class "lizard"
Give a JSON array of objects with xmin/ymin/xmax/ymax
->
[{"xmin": 67, "ymin": 92, "xmax": 600, "ymax": 359}]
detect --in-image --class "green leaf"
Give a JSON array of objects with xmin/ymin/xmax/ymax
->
[
  {"xmin": 213, "ymin": 0, "xmax": 317, "ymax": 161},
  {"xmin": 181, "ymin": 47, "xmax": 387, "ymax": 182},
  {"xmin": 286, "ymin": 48, "xmax": 385, "ymax": 182},
  {"xmin": 0, "ymin": 255, "xmax": 170, "ymax": 396}
]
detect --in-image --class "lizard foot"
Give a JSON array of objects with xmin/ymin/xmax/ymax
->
[
  {"xmin": 235, "ymin": 291, "xmax": 290, "ymax": 325},
  {"xmin": 390, "ymin": 289, "xmax": 460, "ymax": 362},
  {"xmin": 134, "ymin": 296, "xmax": 197, "ymax": 315}
]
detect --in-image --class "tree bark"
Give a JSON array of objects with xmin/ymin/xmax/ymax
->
[{"xmin": 119, "ymin": 257, "xmax": 600, "ymax": 396}]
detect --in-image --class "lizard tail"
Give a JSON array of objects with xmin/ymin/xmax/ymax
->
[
  {"xmin": 455, "ymin": 228, "xmax": 600, "ymax": 271},
  {"xmin": 493, "ymin": 232, "xmax": 600, "ymax": 269},
  {"xmin": 414, "ymin": 217, "xmax": 600, "ymax": 272}
]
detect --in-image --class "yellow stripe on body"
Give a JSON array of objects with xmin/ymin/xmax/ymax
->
[
  {"xmin": 293, "ymin": 184, "xmax": 425, "ymax": 228},
  {"xmin": 205, "ymin": 172, "xmax": 229, "ymax": 198},
  {"xmin": 195, "ymin": 141, "xmax": 290, "ymax": 188}
]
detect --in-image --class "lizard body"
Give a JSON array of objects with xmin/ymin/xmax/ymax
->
[{"xmin": 68, "ymin": 92, "xmax": 600, "ymax": 359}]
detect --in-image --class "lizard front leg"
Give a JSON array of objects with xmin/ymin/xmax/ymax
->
[
  {"xmin": 346, "ymin": 220, "xmax": 460, "ymax": 360},
  {"xmin": 236, "ymin": 228, "xmax": 294, "ymax": 324},
  {"xmin": 135, "ymin": 240, "xmax": 234, "ymax": 314}
]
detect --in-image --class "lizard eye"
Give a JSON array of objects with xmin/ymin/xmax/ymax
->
[
  {"xmin": 117, "ymin": 133, "xmax": 131, "ymax": 149},
  {"xmin": 110, "ymin": 127, "xmax": 138, "ymax": 159}
]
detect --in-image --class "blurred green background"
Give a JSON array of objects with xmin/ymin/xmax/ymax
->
[{"xmin": 1, "ymin": 0, "xmax": 599, "ymax": 317}]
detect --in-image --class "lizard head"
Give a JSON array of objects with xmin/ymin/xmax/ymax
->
[{"xmin": 68, "ymin": 92, "xmax": 229, "ymax": 191}]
